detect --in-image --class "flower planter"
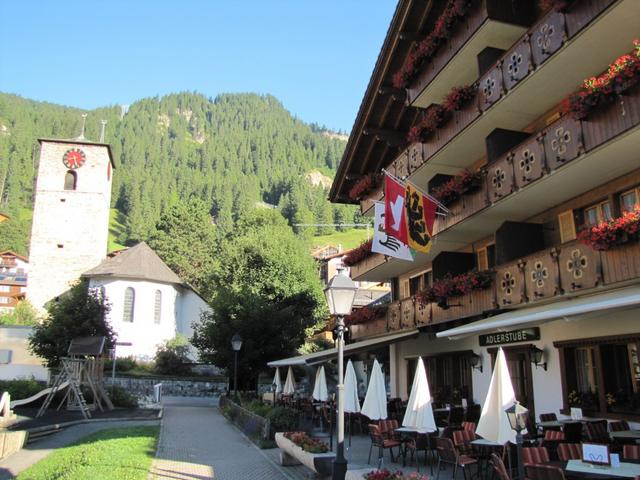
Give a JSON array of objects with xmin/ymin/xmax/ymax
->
[{"xmin": 275, "ymin": 432, "xmax": 335, "ymax": 478}]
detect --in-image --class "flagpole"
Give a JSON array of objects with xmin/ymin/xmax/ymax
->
[{"xmin": 381, "ymin": 169, "xmax": 451, "ymax": 215}]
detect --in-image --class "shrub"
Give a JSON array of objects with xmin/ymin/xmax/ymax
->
[
  {"xmin": 0, "ymin": 378, "xmax": 44, "ymax": 400},
  {"xmin": 0, "ymin": 300, "xmax": 39, "ymax": 326},
  {"xmin": 154, "ymin": 335, "xmax": 191, "ymax": 375},
  {"xmin": 243, "ymin": 399, "xmax": 271, "ymax": 417},
  {"xmin": 265, "ymin": 406, "xmax": 299, "ymax": 434},
  {"xmin": 108, "ymin": 385, "xmax": 138, "ymax": 408},
  {"xmin": 103, "ymin": 356, "xmax": 137, "ymax": 373}
]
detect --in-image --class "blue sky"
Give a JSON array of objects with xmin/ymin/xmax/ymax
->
[{"xmin": 0, "ymin": 1, "xmax": 397, "ymax": 132}]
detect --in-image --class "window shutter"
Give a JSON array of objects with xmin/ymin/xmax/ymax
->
[
  {"xmin": 558, "ymin": 210, "xmax": 576, "ymax": 243},
  {"xmin": 477, "ymin": 248, "xmax": 489, "ymax": 271},
  {"xmin": 401, "ymin": 279, "xmax": 409, "ymax": 299}
]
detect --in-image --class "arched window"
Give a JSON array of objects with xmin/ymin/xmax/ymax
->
[
  {"xmin": 123, "ymin": 287, "xmax": 135, "ymax": 323},
  {"xmin": 154, "ymin": 290, "xmax": 162, "ymax": 324},
  {"xmin": 64, "ymin": 170, "xmax": 77, "ymax": 190}
]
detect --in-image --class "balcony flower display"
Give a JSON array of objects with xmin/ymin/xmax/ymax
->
[
  {"xmin": 393, "ymin": 0, "xmax": 475, "ymax": 89},
  {"xmin": 417, "ymin": 270, "xmax": 493, "ymax": 305},
  {"xmin": 343, "ymin": 239, "xmax": 374, "ymax": 266},
  {"xmin": 562, "ymin": 41, "xmax": 640, "ymax": 119},
  {"xmin": 577, "ymin": 206, "xmax": 640, "ymax": 251},
  {"xmin": 443, "ymin": 84, "xmax": 478, "ymax": 112},
  {"xmin": 344, "ymin": 304, "xmax": 389, "ymax": 326},
  {"xmin": 366, "ymin": 469, "xmax": 429, "ymax": 480},
  {"xmin": 431, "ymin": 168, "xmax": 482, "ymax": 206},
  {"xmin": 283, "ymin": 432, "xmax": 329, "ymax": 454},
  {"xmin": 538, "ymin": 0, "xmax": 571, "ymax": 12},
  {"xmin": 348, "ymin": 173, "xmax": 381, "ymax": 201}
]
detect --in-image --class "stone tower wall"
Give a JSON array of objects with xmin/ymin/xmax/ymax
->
[{"xmin": 27, "ymin": 140, "xmax": 113, "ymax": 310}]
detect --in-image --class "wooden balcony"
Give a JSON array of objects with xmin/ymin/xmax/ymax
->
[
  {"xmin": 359, "ymin": 184, "xmax": 383, "ymax": 216},
  {"xmin": 403, "ymin": 0, "xmax": 637, "ymax": 190},
  {"xmin": 351, "ymin": 238, "xmax": 640, "ymax": 340},
  {"xmin": 407, "ymin": 0, "xmax": 533, "ymax": 108}
]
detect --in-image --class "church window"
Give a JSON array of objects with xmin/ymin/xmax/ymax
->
[
  {"xmin": 123, "ymin": 287, "xmax": 135, "ymax": 323},
  {"xmin": 64, "ymin": 170, "xmax": 77, "ymax": 190},
  {"xmin": 154, "ymin": 290, "xmax": 162, "ymax": 324}
]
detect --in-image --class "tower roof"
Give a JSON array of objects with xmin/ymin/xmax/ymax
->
[{"xmin": 82, "ymin": 242, "xmax": 183, "ymax": 285}]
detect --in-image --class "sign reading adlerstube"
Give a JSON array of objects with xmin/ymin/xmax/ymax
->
[{"xmin": 479, "ymin": 327, "xmax": 541, "ymax": 346}]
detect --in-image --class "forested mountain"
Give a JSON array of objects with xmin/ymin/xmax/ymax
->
[{"xmin": 0, "ymin": 92, "xmax": 360, "ymax": 254}]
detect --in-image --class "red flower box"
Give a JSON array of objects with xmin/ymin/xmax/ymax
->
[
  {"xmin": 343, "ymin": 239, "xmax": 374, "ymax": 266},
  {"xmin": 348, "ymin": 173, "xmax": 381, "ymax": 202},
  {"xmin": 578, "ymin": 206, "xmax": 640, "ymax": 251},
  {"xmin": 344, "ymin": 304, "xmax": 389, "ymax": 326},
  {"xmin": 431, "ymin": 168, "xmax": 482, "ymax": 206},
  {"xmin": 417, "ymin": 270, "xmax": 493, "ymax": 305}
]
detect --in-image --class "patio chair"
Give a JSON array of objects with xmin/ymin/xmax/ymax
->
[
  {"xmin": 462, "ymin": 421, "xmax": 476, "ymax": 434},
  {"xmin": 585, "ymin": 420, "xmax": 610, "ymax": 444},
  {"xmin": 490, "ymin": 452, "xmax": 511, "ymax": 480},
  {"xmin": 539, "ymin": 413, "xmax": 558, "ymax": 422},
  {"xmin": 434, "ymin": 437, "xmax": 478, "ymax": 480},
  {"xmin": 452, "ymin": 429, "xmax": 477, "ymax": 456},
  {"xmin": 526, "ymin": 464, "xmax": 567, "ymax": 480},
  {"xmin": 379, "ymin": 419, "xmax": 402, "ymax": 442},
  {"xmin": 557, "ymin": 443, "xmax": 582, "ymax": 461},
  {"xmin": 523, "ymin": 446, "xmax": 550, "ymax": 465},
  {"xmin": 610, "ymin": 420, "xmax": 630, "ymax": 432},
  {"xmin": 367, "ymin": 423, "xmax": 401, "ymax": 465},
  {"xmin": 403, "ymin": 431, "xmax": 437, "ymax": 474},
  {"xmin": 623, "ymin": 445, "xmax": 640, "ymax": 460},
  {"xmin": 562, "ymin": 422, "xmax": 583, "ymax": 444}
]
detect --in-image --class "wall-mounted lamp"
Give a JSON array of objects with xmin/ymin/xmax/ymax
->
[
  {"xmin": 530, "ymin": 346, "xmax": 547, "ymax": 371},
  {"xmin": 470, "ymin": 352, "xmax": 483, "ymax": 373}
]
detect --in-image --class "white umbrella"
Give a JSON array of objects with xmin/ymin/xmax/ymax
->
[
  {"xmin": 361, "ymin": 359, "xmax": 387, "ymax": 420},
  {"xmin": 344, "ymin": 360, "xmax": 361, "ymax": 413},
  {"xmin": 283, "ymin": 366, "xmax": 296, "ymax": 395},
  {"xmin": 402, "ymin": 357, "xmax": 437, "ymax": 433},
  {"xmin": 273, "ymin": 367, "xmax": 283, "ymax": 394},
  {"xmin": 476, "ymin": 347, "xmax": 517, "ymax": 444},
  {"xmin": 312, "ymin": 366, "xmax": 329, "ymax": 401}
]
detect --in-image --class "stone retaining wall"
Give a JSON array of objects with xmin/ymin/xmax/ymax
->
[{"xmin": 105, "ymin": 376, "xmax": 228, "ymax": 397}]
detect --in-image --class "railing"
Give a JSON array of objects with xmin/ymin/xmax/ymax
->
[{"xmin": 351, "ymin": 238, "xmax": 640, "ymax": 340}]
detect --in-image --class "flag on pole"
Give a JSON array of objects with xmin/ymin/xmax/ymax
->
[
  {"xmin": 384, "ymin": 174, "xmax": 408, "ymax": 244},
  {"xmin": 371, "ymin": 202, "xmax": 414, "ymax": 261},
  {"xmin": 405, "ymin": 183, "xmax": 437, "ymax": 253}
]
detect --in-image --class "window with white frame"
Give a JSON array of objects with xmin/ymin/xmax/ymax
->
[
  {"xmin": 154, "ymin": 290, "xmax": 162, "ymax": 324},
  {"xmin": 123, "ymin": 287, "xmax": 135, "ymax": 323}
]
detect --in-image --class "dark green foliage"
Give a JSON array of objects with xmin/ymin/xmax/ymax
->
[
  {"xmin": 103, "ymin": 356, "xmax": 137, "ymax": 373},
  {"xmin": 154, "ymin": 336, "xmax": 192, "ymax": 375},
  {"xmin": 265, "ymin": 406, "xmax": 299, "ymax": 434},
  {"xmin": 0, "ymin": 91, "xmax": 360, "ymax": 252},
  {"xmin": 28, "ymin": 280, "xmax": 115, "ymax": 367},
  {"xmin": 0, "ymin": 300, "xmax": 39, "ymax": 325},
  {"xmin": 0, "ymin": 378, "xmax": 44, "ymax": 400},
  {"xmin": 108, "ymin": 385, "xmax": 138, "ymax": 408}
]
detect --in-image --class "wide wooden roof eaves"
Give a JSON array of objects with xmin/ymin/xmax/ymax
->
[{"xmin": 329, "ymin": 0, "xmax": 438, "ymax": 204}]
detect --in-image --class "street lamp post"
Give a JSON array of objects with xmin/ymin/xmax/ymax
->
[
  {"xmin": 324, "ymin": 270, "xmax": 357, "ymax": 480},
  {"xmin": 231, "ymin": 333, "xmax": 243, "ymax": 397},
  {"xmin": 506, "ymin": 402, "xmax": 529, "ymax": 480}
]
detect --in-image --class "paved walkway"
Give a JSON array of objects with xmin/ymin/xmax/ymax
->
[
  {"xmin": 149, "ymin": 396, "xmax": 291, "ymax": 480},
  {"xmin": 0, "ymin": 419, "xmax": 159, "ymax": 480}
]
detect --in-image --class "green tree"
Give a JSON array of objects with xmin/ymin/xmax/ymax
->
[
  {"xmin": 0, "ymin": 300, "xmax": 39, "ymax": 326},
  {"xmin": 154, "ymin": 334, "xmax": 192, "ymax": 375},
  {"xmin": 29, "ymin": 281, "xmax": 115, "ymax": 367}
]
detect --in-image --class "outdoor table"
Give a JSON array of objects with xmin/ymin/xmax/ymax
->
[
  {"xmin": 543, "ymin": 460, "xmax": 640, "ymax": 479},
  {"xmin": 395, "ymin": 427, "xmax": 438, "ymax": 471},
  {"xmin": 610, "ymin": 430, "xmax": 640, "ymax": 441},
  {"xmin": 471, "ymin": 438, "xmax": 504, "ymax": 480},
  {"xmin": 538, "ymin": 418, "xmax": 607, "ymax": 429}
]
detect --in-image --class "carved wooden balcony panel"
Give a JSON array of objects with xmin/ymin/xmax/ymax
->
[
  {"xmin": 351, "ymin": 316, "xmax": 388, "ymax": 340},
  {"xmin": 601, "ymin": 240, "xmax": 640, "ymax": 285},
  {"xmin": 543, "ymin": 116, "xmax": 583, "ymax": 170},
  {"xmin": 479, "ymin": 66, "xmax": 504, "ymax": 112},
  {"xmin": 513, "ymin": 135, "xmax": 546, "ymax": 189},
  {"xmin": 434, "ymin": 180, "xmax": 488, "ymax": 235},
  {"xmin": 524, "ymin": 249, "xmax": 560, "ymax": 301},
  {"xmin": 408, "ymin": 143, "xmax": 425, "ymax": 173},
  {"xmin": 387, "ymin": 302, "xmax": 401, "ymax": 331},
  {"xmin": 565, "ymin": 0, "xmax": 617, "ymax": 39},
  {"xmin": 502, "ymin": 37, "xmax": 533, "ymax": 91},
  {"xmin": 559, "ymin": 243, "xmax": 601, "ymax": 293},
  {"xmin": 582, "ymin": 87, "xmax": 640, "ymax": 152},
  {"xmin": 401, "ymin": 297, "xmax": 416, "ymax": 329},
  {"xmin": 496, "ymin": 262, "xmax": 525, "ymax": 307},
  {"xmin": 531, "ymin": 10, "xmax": 566, "ymax": 66},
  {"xmin": 431, "ymin": 288, "xmax": 495, "ymax": 326},
  {"xmin": 487, "ymin": 155, "xmax": 515, "ymax": 203},
  {"xmin": 394, "ymin": 150, "xmax": 410, "ymax": 179},
  {"xmin": 415, "ymin": 301, "xmax": 431, "ymax": 326}
]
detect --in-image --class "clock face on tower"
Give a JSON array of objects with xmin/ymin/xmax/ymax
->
[{"xmin": 62, "ymin": 148, "xmax": 86, "ymax": 169}]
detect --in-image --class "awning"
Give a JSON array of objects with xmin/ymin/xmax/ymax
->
[
  {"xmin": 436, "ymin": 285, "xmax": 640, "ymax": 339},
  {"xmin": 267, "ymin": 329, "xmax": 419, "ymax": 368}
]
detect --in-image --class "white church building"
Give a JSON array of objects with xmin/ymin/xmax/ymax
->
[{"xmin": 83, "ymin": 242, "xmax": 209, "ymax": 360}]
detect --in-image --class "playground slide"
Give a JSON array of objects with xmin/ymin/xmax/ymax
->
[{"xmin": 9, "ymin": 381, "xmax": 69, "ymax": 409}]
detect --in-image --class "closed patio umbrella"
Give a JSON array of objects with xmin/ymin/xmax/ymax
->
[
  {"xmin": 361, "ymin": 359, "xmax": 387, "ymax": 421},
  {"xmin": 344, "ymin": 359, "xmax": 361, "ymax": 447},
  {"xmin": 476, "ymin": 347, "xmax": 517, "ymax": 444},
  {"xmin": 312, "ymin": 365, "xmax": 328, "ymax": 401},
  {"xmin": 283, "ymin": 366, "xmax": 296, "ymax": 395},
  {"xmin": 273, "ymin": 367, "xmax": 283, "ymax": 394},
  {"xmin": 402, "ymin": 357, "xmax": 437, "ymax": 433}
]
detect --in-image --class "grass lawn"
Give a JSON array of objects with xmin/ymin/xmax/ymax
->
[
  {"xmin": 310, "ymin": 228, "xmax": 371, "ymax": 251},
  {"xmin": 17, "ymin": 426, "xmax": 159, "ymax": 480}
]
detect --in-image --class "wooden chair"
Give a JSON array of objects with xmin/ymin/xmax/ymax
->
[
  {"xmin": 557, "ymin": 443, "xmax": 582, "ymax": 461},
  {"xmin": 523, "ymin": 446, "xmax": 551, "ymax": 465},
  {"xmin": 539, "ymin": 413, "xmax": 558, "ymax": 422},
  {"xmin": 526, "ymin": 464, "xmax": 567, "ymax": 480},
  {"xmin": 379, "ymin": 419, "xmax": 402, "ymax": 442},
  {"xmin": 585, "ymin": 420, "xmax": 610, "ymax": 444},
  {"xmin": 610, "ymin": 420, "xmax": 630, "ymax": 432},
  {"xmin": 367, "ymin": 423, "xmax": 401, "ymax": 465},
  {"xmin": 435, "ymin": 437, "xmax": 478, "ymax": 480},
  {"xmin": 452, "ymin": 429, "xmax": 477, "ymax": 456},
  {"xmin": 462, "ymin": 421, "xmax": 476, "ymax": 434},
  {"xmin": 624, "ymin": 445, "xmax": 640, "ymax": 460},
  {"xmin": 490, "ymin": 452, "xmax": 511, "ymax": 480}
]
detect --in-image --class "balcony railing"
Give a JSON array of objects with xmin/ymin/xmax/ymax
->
[{"xmin": 350, "ymin": 237, "xmax": 640, "ymax": 340}]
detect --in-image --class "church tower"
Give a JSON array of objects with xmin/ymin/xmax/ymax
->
[{"xmin": 27, "ymin": 133, "xmax": 114, "ymax": 310}]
